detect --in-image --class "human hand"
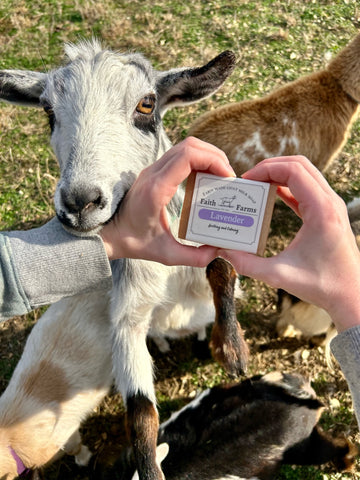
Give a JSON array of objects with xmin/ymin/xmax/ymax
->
[
  {"xmin": 100, "ymin": 137, "xmax": 235, "ymax": 267},
  {"xmin": 217, "ymin": 155, "xmax": 360, "ymax": 332}
]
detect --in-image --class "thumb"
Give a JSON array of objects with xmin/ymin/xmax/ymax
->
[{"xmin": 217, "ymin": 249, "xmax": 275, "ymax": 285}]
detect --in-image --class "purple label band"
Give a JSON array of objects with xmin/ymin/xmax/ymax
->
[{"xmin": 198, "ymin": 208, "xmax": 254, "ymax": 227}]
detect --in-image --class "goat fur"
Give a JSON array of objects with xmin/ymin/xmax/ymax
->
[
  {"xmin": 0, "ymin": 294, "xmax": 112, "ymax": 479},
  {"xmin": 0, "ymin": 41, "xmax": 245, "ymax": 480},
  {"xmin": 188, "ymin": 32, "xmax": 360, "ymax": 175},
  {"xmin": 95, "ymin": 372, "xmax": 359, "ymax": 480}
]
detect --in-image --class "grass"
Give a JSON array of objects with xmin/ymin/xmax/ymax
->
[{"xmin": 1, "ymin": 1, "xmax": 360, "ymax": 479}]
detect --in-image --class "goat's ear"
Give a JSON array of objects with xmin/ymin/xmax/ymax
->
[
  {"xmin": 0, "ymin": 70, "xmax": 47, "ymax": 107},
  {"xmin": 131, "ymin": 443, "xmax": 169, "ymax": 480},
  {"xmin": 156, "ymin": 51, "xmax": 236, "ymax": 114},
  {"xmin": 155, "ymin": 443, "xmax": 169, "ymax": 464}
]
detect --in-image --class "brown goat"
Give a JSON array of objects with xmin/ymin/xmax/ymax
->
[{"xmin": 188, "ymin": 32, "xmax": 360, "ymax": 175}]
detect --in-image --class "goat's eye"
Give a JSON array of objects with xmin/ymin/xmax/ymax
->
[{"xmin": 136, "ymin": 95, "xmax": 155, "ymax": 115}]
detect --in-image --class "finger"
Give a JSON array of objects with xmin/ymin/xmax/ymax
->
[
  {"xmin": 150, "ymin": 137, "xmax": 235, "ymax": 180},
  {"xmin": 216, "ymin": 249, "xmax": 305, "ymax": 296},
  {"xmin": 242, "ymin": 155, "xmax": 330, "ymax": 193},
  {"xmin": 142, "ymin": 148, "xmax": 235, "ymax": 209},
  {"xmin": 152, "ymin": 237, "xmax": 219, "ymax": 267},
  {"xmin": 241, "ymin": 158, "xmax": 334, "ymax": 217},
  {"xmin": 276, "ymin": 186, "xmax": 301, "ymax": 217},
  {"xmin": 217, "ymin": 249, "xmax": 276, "ymax": 283}
]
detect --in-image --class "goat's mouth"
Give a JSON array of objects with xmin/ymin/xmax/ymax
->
[
  {"xmin": 57, "ymin": 191, "xmax": 128, "ymax": 236},
  {"xmin": 102, "ymin": 190, "xmax": 128, "ymax": 225},
  {"xmin": 57, "ymin": 211, "xmax": 104, "ymax": 235}
]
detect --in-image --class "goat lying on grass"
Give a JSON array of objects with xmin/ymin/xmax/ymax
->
[
  {"xmin": 0, "ymin": 40, "xmax": 247, "ymax": 480},
  {"xmin": 188, "ymin": 32, "xmax": 360, "ymax": 175},
  {"xmin": 96, "ymin": 372, "xmax": 359, "ymax": 480},
  {"xmin": 276, "ymin": 289, "xmax": 336, "ymax": 345}
]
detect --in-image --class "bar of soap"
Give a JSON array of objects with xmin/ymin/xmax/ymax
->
[{"xmin": 179, "ymin": 172, "xmax": 276, "ymax": 255}]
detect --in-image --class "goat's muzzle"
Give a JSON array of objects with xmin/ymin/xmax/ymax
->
[{"xmin": 57, "ymin": 184, "xmax": 108, "ymax": 232}]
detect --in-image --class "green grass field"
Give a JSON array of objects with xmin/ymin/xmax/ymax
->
[{"xmin": 1, "ymin": 1, "xmax": 360, "ymax": 478}]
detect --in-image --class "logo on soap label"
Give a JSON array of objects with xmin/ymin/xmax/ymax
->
[{"xmin": 219, "ymin": 195, "xmax": 236, "ymax": 208}]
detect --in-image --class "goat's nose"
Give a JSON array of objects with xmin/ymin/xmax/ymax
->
[{"xmin": 61, "ymin": 186, "xmax": 106, "ymax": 214}]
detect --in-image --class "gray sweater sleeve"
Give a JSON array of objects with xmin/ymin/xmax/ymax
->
[
  {"xmin": 330, "ymin": 325, "xmax": 360, "ymax": 428},
  {"xmin": 1, "ymin": 217, "xmax": 112, "ymax": 321}
]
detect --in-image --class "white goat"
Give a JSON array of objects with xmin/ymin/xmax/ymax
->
[
  {"xmin": 0, "ymin": 294, "xmax": 112, "ymax": 479},
  {"xmin": 0, "ymin": 40, "xmax": 246, "ymax": 480},
  {"xmin": 0, "ymin": 256, "xmax": 243, "ymax": 479},
  {"xmin": 188, "ymin": 32, "xmax": 360, "ymax": 175}
]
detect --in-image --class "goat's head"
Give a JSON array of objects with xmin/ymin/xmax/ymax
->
[
  {"xmin": 0, "ymin": 40, "xmax": 236, "ymax": 233},
  {"xmin": 260, "ymin": 371, "xmax": 317, "ymax": 400}
]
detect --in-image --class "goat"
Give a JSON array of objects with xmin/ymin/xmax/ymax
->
[
  {"xmin": 188, "ymin": 32, "xmax": 360, "ymax": 175},
  {"xmin": 0, "ymin": 258, "xmax": 242, "ymax": 479},
  {"xmin": 276, "ymin": 197, "xmax": 360, "ymax": 352},
  {"xmin": 276, "ymin": 290, "xmax": 335, "ymax": 343},
  {"xmin": 96, "ymin": 372, "xmax": 359, "ymax": 480},
  {"xmin": 0, "ymin": 293, "xmax": 113, "ymax": 480},
  {"xmin": 0, "ymin": 41, "xmax": 246, "ymax": 480},
  {"xmin": 0, "ymin": 256, "xmax": 243, "ymax": 479},
  {"xmin": 219, "ymin": 194, "xmax": 236, "ymax": 207}
]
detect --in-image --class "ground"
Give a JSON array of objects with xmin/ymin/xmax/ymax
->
[{"xmin": 1, "ymin": 184, "xmax": 359, "ymax": 479}]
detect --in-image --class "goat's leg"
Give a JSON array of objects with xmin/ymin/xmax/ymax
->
[
  {"xmin": 206, "ymin": 258, "xmax": 249, "ymax": 376},
  {"xmin": 126, "ymin": 394, "xmax": 162, "ymax": 480},
  {"xmin": 112, "ymin": 321, "xmax": 163, "ymax": 480}
]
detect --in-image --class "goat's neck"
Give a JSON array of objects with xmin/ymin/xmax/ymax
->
[{"xmin": 327, "ymin": 33, "xmax": 360, "ymax": 103}]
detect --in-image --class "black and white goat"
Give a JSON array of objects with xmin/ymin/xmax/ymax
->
[
  {"xmin": 0, "ymin": 41, "xmax": 246, "ymax": 480},
  {"xmin": 96, "ymin": 372, "xmax": 358, "ymax": 480}
]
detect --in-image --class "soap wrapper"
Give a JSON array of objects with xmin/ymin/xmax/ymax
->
[{"xmin": 179, "ymin": 172, "xmax": 276, "ymax": 255}]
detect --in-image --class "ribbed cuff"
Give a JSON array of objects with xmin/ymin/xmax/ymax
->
[
  {"xmin": 6, "ymin": 217, "xmax": 112, "ymax": 309},
  {"xmin": 331, "ymin": 325, "xmax": 360, "ymax": 428}
]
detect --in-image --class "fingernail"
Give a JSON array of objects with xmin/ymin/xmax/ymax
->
[{"xmin": 226, "ymin": 165, "xmax": 236, "ymax": 177}]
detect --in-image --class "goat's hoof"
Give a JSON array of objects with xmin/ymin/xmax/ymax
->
[
  {"xmin": 210, "ymin": 323, "xmax": 249, "ymax": 376},
  {"xmin": 210, "ymin": 342, "xmax": 249, "ymax": 377}
]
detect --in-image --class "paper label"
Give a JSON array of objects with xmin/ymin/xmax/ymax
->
[{"xmin": 185, "ymin": 173, "xmax": 271, "ymax": 253}]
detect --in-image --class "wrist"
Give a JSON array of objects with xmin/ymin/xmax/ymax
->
[
  {"xmin": 99, "ymin": 225, "xmax": 122, "ymax": 261},
  {"xmin": 326, "ymin": 293, "xmax": 360, "ymax": 333},
  {"xmin": 330, "ymin": 313, "xmax": 360, "ymax": 334}
]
